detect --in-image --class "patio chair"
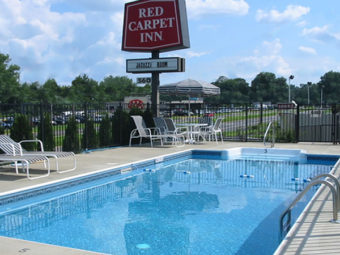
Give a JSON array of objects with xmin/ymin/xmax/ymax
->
[
  {"xmin": 201, "ymin": 118, "xmax": 223, "ymax": 143},
  {"xmin": 0, "ymin": 135, "xmax": 76, "ymax": 173},
  {"xmin": 0, "ymin": 154, "xmax": 50, "ymax": 180},
  {"xmin": 130, "ymin": 116, "xmax": 184, "ymax": 147},
  {"xmin": 154, "ymin": 117, "xmax": 187, "ymax": 145},
  {"xmin": 163, "ymin": 118, "xmax": 188, "ymax": 137},
  {"xmin": 153, "ymin": 117, "xmax": 168, "ymax": 135}
]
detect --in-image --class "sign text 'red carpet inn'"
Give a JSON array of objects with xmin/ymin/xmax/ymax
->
[{"xmin": 122, "ymin": 0, "xmax": 190, "ymax": 52}]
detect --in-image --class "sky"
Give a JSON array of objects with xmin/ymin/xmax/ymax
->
[{"xmin": 1, "ymin": 0, "xmax": 340, "ymax": 87}]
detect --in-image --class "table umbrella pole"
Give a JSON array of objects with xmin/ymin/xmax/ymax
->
[{"xmin": 188, "ymin": 95, "xmax": 191, "ymax": 117}]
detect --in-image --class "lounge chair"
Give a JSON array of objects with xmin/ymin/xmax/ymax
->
[
  {"xmin": 0, "ymin": 154, "xmax": 50, "ymax": 180},
  {"xmin": 130, "ymin": 116, "xmax": 184, "ymax": 147},
  {"xmin": 0, "ymin": 135, "xmax": 76, "ymax": 173}
]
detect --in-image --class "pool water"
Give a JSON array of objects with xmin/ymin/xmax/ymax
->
[{"xmin": 0, "ymin": 155, "xmax": 336, "ymax": 255}]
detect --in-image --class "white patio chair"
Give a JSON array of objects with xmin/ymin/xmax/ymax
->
[
  {"xmin": 163, "ymin": 118, "xmax": 188, "ymax": 137},
  {"xmin": 153, "ymin": 117, "xmax": 168, "ymax": 135},
  {"xmin": 202, "ymin": 118, "xmax": 224, "ymax": 143},
  {"xmin": 0, "ymin": 135, "xmax": 76, "ymax": 173},
  {"xmin": 130, "ymin": 116, "xmax": 184, "ymax": 147}
]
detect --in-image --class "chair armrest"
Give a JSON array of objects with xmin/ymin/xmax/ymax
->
[
  {"xmin": 147, "ymin": 127, "xmax": 162, "ymax": 135},
  {"xmin": 19, "ymin": 139, "xmax": 44, "ymax": 152}
]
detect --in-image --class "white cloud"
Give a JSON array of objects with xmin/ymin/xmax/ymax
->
[
  {"xmin": 298, "ymin": 46, "xmax": 317, "ymax": 55},
  {"xmin": 256, "ymin": 5, "xmax": 310, "ymax": 23},
  {"xmin": 187, "ymin": 0, "xmax": 249, "ymax": 17},
  {"xmin": 237, "ymin": 39, "xmax": 292, "ymax": 77},
  {"xmin": 302, "ymin": 25, "xmax": 340, "ymax": 43},
  {"xmin": 0, "ymin": 0, "xmax": 124, "ymax": 84},
  {"xmin": 186, "ymin": 50, "xmax": 209, "ymax": 58}
]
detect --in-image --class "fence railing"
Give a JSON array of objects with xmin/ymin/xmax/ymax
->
[{"xmin": 0, "ymin": 103, "xmax": 339, "ymax": 152}]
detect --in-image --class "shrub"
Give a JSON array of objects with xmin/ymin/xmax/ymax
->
[
  {"xmin": 143, "ymin": 107, "xmax": 154, "ymax": 128},
  {"xmin": 62, "ymin": 116, "xmax": 80, "ymax": 152},
  {"xmin": 82, "ymin": 119, "xmax": 98, "ymax": 149},
  {"xmin": 37, "ymin": 113, "xmax": 55, "ymax": 151},
  {"xmin": 112, "ymin": 107, "xmax": 131, "ymax": 145},
  {"xmin": 99, "ymin": 114, "xmax": 111, "ymax": 147},
  {"xmin": 10, "ymin": 114, "xmax": 34, "ymax": 150}
]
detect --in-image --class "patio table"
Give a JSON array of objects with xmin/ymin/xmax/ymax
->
[{"xmin": 177, "ymin": 123, "xmax": 207, "ymax": 144}]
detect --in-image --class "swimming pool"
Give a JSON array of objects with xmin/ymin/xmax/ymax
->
[{"xmin": 0, "ymin": 148, "xmax": 338, "ymax": 255}]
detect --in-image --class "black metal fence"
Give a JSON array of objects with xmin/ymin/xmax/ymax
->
[{"xmin": 0, "ymin": 103, "xmax": 339, "ymax": 152}]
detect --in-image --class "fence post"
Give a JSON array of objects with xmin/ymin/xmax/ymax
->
[
  {"xmin": 245, "ymin": 104, "xmax": 248, "ymax": 142},
  {"xmin": 84, "ymin": 103, "xmax": 88, "ymax": 151},
  {"xmin": 332, "ymin": 104, "xmax": 337, "ymax": 144},
  {"xmin": 40, "ymin": 102, "xmax": 45, "ymax": 142},
  {"xmin": 295, "ymin": 105, "xmax": 300, "ymax": 142},
  {"xmin": 260, "ymin": 102, "xmax": 263, "ymax": 124}
]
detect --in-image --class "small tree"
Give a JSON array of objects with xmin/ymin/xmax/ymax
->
[
  {"xmin": 112, "ymin": 107, "xmax": 131, "ymax": 145},
  {"xmin": 99, "ymin": 114, "xmax": 111, "ymax": 147},
  {"xmin": 82, "ymin": 119, "xmax": 98, "ymax": 150},
  {"xmin": 143, "ymin": 107, "xmax": 154, "ymax": 128},
  {"xmin": 62, "ymin": 116, "xmax": 80, "ymax": 152},
  {"xmin": 10, "ymin": 114, "xmax": 34, "ymax": 150},
  {"xmin": 38, "ymin": 113, "xmax": 55, "ymax": 151}
]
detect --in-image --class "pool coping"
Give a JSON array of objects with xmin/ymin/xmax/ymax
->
[{"xmin": 274, "ymin": 154, "xmax": 340, "ymax": 254}]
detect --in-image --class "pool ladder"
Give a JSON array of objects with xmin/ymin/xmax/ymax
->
[
  {"xmin": 279, "ymin": 173, "xmax": 340, "ymax": 239},
  {"xmin": 263, "ymin": 121, "xmax": 275, "ymax": 148}
]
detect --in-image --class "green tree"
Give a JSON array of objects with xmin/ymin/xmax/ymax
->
[
  {"xmin": 0, "ymin": 53, "xmax": 21, "ymax": 103},
  {"xmin": 37, "ymin": 113, "xmax": 55, "ymax": 151},
  {"xmin": 250, "ymin": 72, "xmax": 288, "ymax": 103},
  {"xmin": 142, "ymin": 107, "xmax": 154, "ymax": 128},
  {"xmin": 318, "ymin": 71, "xmax": 340, "ymax": 104},
  {"xmin": 99, "ymin": 114, "xmax": 112, "ymax": 147},
  {"xmin": 41, "ymin": 79, "xmax": 62, "ymax": 104},
  {"xmin": 112, "ymin": 107, "xmax": 131, "ymax": 145},
  {"xmin": 10, "ymin": 114, "xmax": 34, "ymax": 150},
  {"xmin": 70, "ymin": 74, "xmax": 99, "ymax": 103},
  {"xmin": 82, "ymin": 119, "xmax": 98, "ymax": 150},
  {"xmin": 213, "ymin": 76, "xmax": 249, "ymax": 104},
  {"xmin": 62, "ymin": 116, "xmax": 80, "ymax": 152},
  {"xmin": 99, "ymin": 76, "xmax": 145, "ymax": 102}
]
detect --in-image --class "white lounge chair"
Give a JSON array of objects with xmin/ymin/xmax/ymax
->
[
  {"xmin": 130, "ymin": 116, "xmax": 184, "ymax": 147},
  {"xmin": 0, "ymin": 154, "xmax": 50, "ymax": 180},
  {"xmin": 0, "ymin": 135, "xmax": 76, "ymax": 173}
]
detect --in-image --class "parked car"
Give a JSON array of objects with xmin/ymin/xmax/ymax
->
[{"xmin": 1, "ymin": 117, "xmax": 14, "ymax": 129}]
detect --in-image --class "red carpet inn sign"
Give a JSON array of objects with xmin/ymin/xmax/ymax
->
[{"xmin": 122, "ymin": 0, "xmax": 190, "ymax": 53}]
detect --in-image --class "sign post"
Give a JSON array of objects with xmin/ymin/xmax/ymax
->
[
  {"xmin": 151, "ymin": 50, "xmax": 160, "ymax": 116},
  {"xmin": 122, "ymin": 0, "xmax": 190, "ymax": 116}
]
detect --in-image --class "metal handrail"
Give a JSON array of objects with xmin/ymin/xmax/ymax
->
[
  {"xmin": 279, "ymin": 179, "xmax": 339, "ymax": 239},
  {"xmin": 311, "ymin": 173, "xmax": 340, "ymax": 210},
  {"xmin": 263, "ymin": 121, "xmax": 275, "ymax": 148}
]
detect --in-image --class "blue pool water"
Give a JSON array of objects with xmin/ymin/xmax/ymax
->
[{"xmin": 0, "ymin": 150, "xmax": 337, "ymax": 255}]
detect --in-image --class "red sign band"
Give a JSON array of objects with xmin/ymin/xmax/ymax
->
[{"xmin": 122, "ymin": 0, "xmax": 190, "ymax": 52}]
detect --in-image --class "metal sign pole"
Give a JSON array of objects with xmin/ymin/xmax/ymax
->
[{"xmin": 151, "ymin": 50, "xmax": 160, "ymax": 117}]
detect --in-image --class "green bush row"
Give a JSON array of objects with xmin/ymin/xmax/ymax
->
[{"xmin": 4, "ymin": 107, "xmax": 154, "ymax": 153}]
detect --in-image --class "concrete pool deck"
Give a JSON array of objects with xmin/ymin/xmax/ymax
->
[{"xmin": 0, "ymin": 141, "xmax": 339, "ymax": 254}]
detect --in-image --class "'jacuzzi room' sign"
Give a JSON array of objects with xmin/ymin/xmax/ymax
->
[{"xmin": 122, "ymin": 0, "xmax": 190, "ymax": 52}]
